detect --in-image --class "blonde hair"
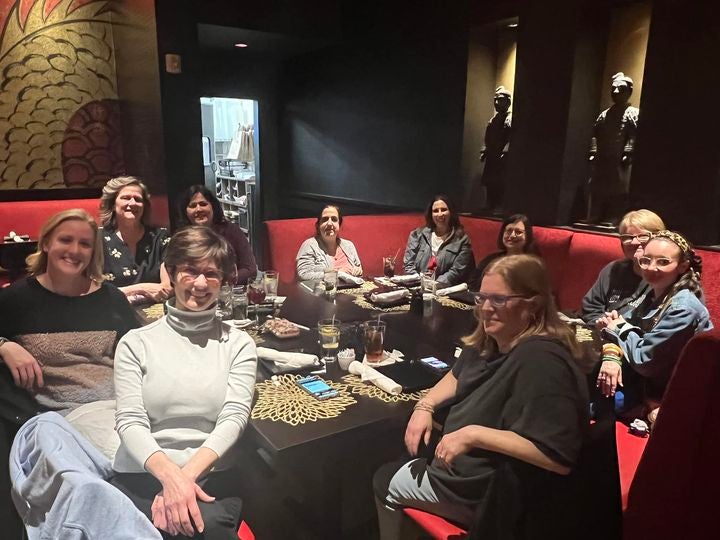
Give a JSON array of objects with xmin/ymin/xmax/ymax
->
[
  {"xmin": 99, "ymin": 176, "xmax": 152, "ymax": 229},
  {"xmin": 164, "ymin": 226, "xmax": 236, "ymax": 284},
  {"xmin": 618, "ymin": 209, "xmax": 665, "ymax": 234},
  {"xmin": 463, "ymin": 254, "xmax": 581, "ymax": 360},
  {"xmin": 26, "ymin": 209, "xmax": 105, "ymax": 282}
]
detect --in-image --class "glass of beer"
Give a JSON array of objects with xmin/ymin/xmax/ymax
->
[
  {"xmin": 318, "ymin": 318, "xmax": 341, "ymax": 362},
  {"xmin": 363, "ymin": 320, "xmax": 386, "ymax": 364}
]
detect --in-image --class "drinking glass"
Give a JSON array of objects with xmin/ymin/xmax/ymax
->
[
  {"xmin": 318, "ymin": 318, "xmax": 341, "ymax": 363},
  {"xmin": 422, "ymin": 270, "xmax": 436, "ymax": 295},
  {"xmin": 232, "ymin": 285, "xmax": 248, "ymax": 320},
  {"xmin": 216, "ymin": 284, "xmax": 233, "ymax": 320},
  {"xmin": 263, "ymin": 270, "xmax": 279, "ymax": 298},
  {"xmin": 363, "ymin": 320, "xmax": 386, "ymax": 364},
  {"xmin": 323, "ymin": 269, "xmax": 338, "ymax": 299},
  {"xmin": 382, "ymin": 256, "xmax": 395, "ymax": 278},
  {"xmin": 247, "ymin": 279, "xmax": 266, "ymax": 305}
]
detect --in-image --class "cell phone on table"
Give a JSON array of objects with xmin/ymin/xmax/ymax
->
[
  {"xmin": 419, "ymin": 356, "xmax": 450, "ymax": 374},
  {"xmin": 295, "ymin": 375, "xmax": 339, "ymax": 400}
]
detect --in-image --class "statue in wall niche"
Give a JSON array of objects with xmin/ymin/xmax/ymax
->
[
  {"xmin": 479, "ymin": 86, "xmax": 512, "ymax": 213},
  {"xmin": 586, "ymin": 72, "xmax": 639, "ymax": 225}
]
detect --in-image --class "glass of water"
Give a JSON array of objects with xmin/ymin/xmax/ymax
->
[
  {"xmin": 232, "ymin": 285, "xmax": 248, "ymax": 320},
  {"xmin": 263, "ymin": 270, "xmax": 279, "ymax": 298},
  {"xmin": 216, "ymin": 284, "xmax": 233, "ymax": 320},
  {"xmin": 318, "ymin": 318, "xmax": 341, "ymax": 363}
]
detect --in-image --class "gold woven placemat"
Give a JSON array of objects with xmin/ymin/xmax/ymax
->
[
  {"xmin": 252, "ymin": 374, "xmax": 356, "ymax": 425},
  {"xmin": 575, "ymin": 326, "xmax": 594, "ymax": 343},
  {"xmin": 340, "ymin": 374, "xmax": 427, "ymax": 403},
  {"xmin": 340, "ymin": 281, "xmax": 413, "ymax": 312},
  {"xmin": 436, "ymin": 296, "xmax": 474, "ymax": 311}
]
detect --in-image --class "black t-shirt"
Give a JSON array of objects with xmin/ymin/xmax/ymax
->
[{"xmin": 430, "ymin": 337, "xmax": 589, "ymax": 506}]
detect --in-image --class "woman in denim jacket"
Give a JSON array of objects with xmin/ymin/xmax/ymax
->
[
  {"xmin": 596, "ymin": 230, "xmax": 712, "ymax": 423},
  {"xmin": 296, "ymin": 205, "xmax": 363, "ymax": 281},
  {"xmin": 403, "ymin": 195, "xmax": 475, "ymax": 286}
]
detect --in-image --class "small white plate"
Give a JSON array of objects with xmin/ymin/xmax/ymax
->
[
  {"xmin": 363, "ymin": 350, "xmax": 401, "ymax": 367},
  {"xmin": 231, "ymin": 319, "xmax": 254, "ymax": 328}
]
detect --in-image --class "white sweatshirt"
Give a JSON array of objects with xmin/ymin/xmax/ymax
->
[{"xmin": 112, "ymin": 300, "xmax": 257, "ymax": 473}]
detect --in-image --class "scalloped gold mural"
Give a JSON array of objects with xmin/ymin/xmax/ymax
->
[{"xmin": 0, "ymin": 0, "xmax": 124, "ymax": 190}]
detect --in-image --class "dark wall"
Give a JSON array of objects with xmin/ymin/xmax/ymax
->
[{"xmin": 278, "ymin": 0, "xmax": 471, "ymax": 217}]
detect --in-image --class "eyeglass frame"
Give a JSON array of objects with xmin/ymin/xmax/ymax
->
[
  {"xmin": 637, "ymin": 255, "xmax": 677, "ymax": 269},
  {"xmin": 473, "ymin": 292, "xmax": 529, "ymax": 308},
  {"xmin": 503, "ymin": 227, "xmax": 526, "ymax": 238},
  {"xmin": 175, "ymin": 264, "xmax": 224, "ymax": 285},
  {"xmin": 619, "ymin": 232, "xmax": 652, "ymax": 245}
]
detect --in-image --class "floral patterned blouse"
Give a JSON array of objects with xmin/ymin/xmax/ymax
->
[{"xmin": 101, "ymin": 227, "xmax": 170, "ymax": 287}]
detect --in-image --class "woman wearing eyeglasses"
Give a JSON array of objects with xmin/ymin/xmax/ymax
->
[
  {"xmin": 468, "ymin": 213, "xmax": 538, "ymax": 290},
  {"xmin": 375, "ymin": 255, "xmax": 588, "ymax": 537},
  {"xmin": 596, "ymin": 230, "xmax": 712, "ymax": 423},
  {"xmin": 582, "ymin": 209, "xmax": 665, "ymax": 324},
  {"xmin": 111, "ymin": 226, "xmax": 257, "ymax": 539}
]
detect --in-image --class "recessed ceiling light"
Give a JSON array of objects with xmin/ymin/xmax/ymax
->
[
  {"xmin": 507, "ymin": 23, "xmax": 518, "ymax": 28},
  {"xmin": 234, "ymin": 43, "xmax": 248, "ymax": 48}
]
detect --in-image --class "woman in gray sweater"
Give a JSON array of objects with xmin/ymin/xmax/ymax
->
[{"xmin": 111, "ymin": 226, "xmax": 257, "ymax": 539}]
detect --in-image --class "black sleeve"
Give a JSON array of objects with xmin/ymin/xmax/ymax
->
[
  {"xmin": 105, "ymin": 284, "xmax": 141, "ymax": 340},
  {"xmin": 505, "ymin": 341, "xmax": 587, "ymax": 468},
  {"xmin": 581, "ymin": 261, "xmax": 614, "ymax": 323},
  {"xmin": 468, "ymin": 252, "xmax": 502, "ymax": 291}
]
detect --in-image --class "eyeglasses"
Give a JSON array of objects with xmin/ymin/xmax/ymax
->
[
  {"xmin": 176, "ymin": 265, "xmax": 223, "ymax": 285},
  {"xmin": 637, "ymin": 256, "xmax": 676, "ymax": 269},
  {"xmin": 474, "ymin": 292, "xmax": 528, "ymax": 307},
  {"xmin": 619, "ymin": 233, "xmax": 651, "ymax": 245},
  {"xmin": 504, "ymin": 228, "xmax": 525, "ymax": 238}
]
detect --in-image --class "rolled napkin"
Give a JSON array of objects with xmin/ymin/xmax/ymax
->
[
  {"xmin": 370, "ymin": 289, "xmax": 410, "ymax": 305},
  {"xmin": 348, "ymin": 361, "xmax": 402, "ymax": 395},
  {"xmin": 257, "ymin": 347, "xmax": 319, "ymax": 369},
  {"xmin": 390, "ymin": 273, "xmax": 421, "ymax": 285},
  {"xmin": 337, "ymin": 271, "xmax": 364, "ymax": 285},
  {"xmin": 435, "ymin": 282, "xmax": 468, "ymax": 297}
]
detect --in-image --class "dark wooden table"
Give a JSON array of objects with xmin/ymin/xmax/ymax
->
[{"xmin": 241, "ymin": 283, "xmax": 476, "ymax": 539}]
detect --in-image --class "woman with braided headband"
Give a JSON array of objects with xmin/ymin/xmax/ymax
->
[{"xmin": 596, "ymin": 230, "xmax": 712, "ymax": 422}]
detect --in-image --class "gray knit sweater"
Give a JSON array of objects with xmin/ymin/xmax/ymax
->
[{"xmin": 112, "ymin": 300, "xmax": 257, "ymax": 472}]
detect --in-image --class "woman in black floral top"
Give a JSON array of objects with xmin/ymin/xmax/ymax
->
[{"xmin": 100, "ymin": 176, "xmax": 172, "ymax": 303}]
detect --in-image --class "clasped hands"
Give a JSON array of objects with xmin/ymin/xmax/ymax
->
[
  {"xmin": 151, "ymin": 467, "xmax": 215, "ymax": 537},
  {"xmin": 595, "ymin": 309, "xmax": 625, "ymax": 331},
  {"xmin": 404, "ymin": 409, "xmax": 473, "ymax": 468}
]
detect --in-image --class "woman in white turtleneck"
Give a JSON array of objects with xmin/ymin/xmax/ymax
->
[{"xmin": 111, "ymin": 226, "xmax": 257, "ymax": 540}]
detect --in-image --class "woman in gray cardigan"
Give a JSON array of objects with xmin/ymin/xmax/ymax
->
[
  {"xmin": 403, "ymin": 195, "xmax": 475, "ymax": 285},
  {"xmin": 296, "ymin": 205, "xmax": 363, "ymax": 280}
]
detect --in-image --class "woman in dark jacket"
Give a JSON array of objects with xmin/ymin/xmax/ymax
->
[{"xmin": 402, "ymin": 195, "xmax": 474, "ymax": 285}]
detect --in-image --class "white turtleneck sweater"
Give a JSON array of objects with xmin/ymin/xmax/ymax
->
[{"xmin": 112, "ymin": 300, "xmax": 257, "ymax": 473}]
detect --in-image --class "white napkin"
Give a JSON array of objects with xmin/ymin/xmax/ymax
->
[
  {"xmin": 337, "ymin": 271, "xmax": 364, "ymax": 285},
  {"xmin": 370, "ymin": 289, "xmax": 410, "ymax": 305},
  {"xmin": 435, "ymin": 283, "xmax": 468, "ymax": 296},
  {"xmin": 348, "ymin": 361, "xmax": 402, "ymax": 395},
  {"xmin": 257, "ymin": 347, "xmax": 319, "ymax": 369},
  {"xmin": 390, "ymin": 273, "xmax": 421, "ymax": 285}
]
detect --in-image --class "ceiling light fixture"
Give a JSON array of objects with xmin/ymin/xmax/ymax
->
[
  {"xmin": 234, "ymin": 43, "xmax": 248, "ymax": 48},
  {"xmin": 507, "ymin": 23, "xmax": 518, "ymax": 28}
]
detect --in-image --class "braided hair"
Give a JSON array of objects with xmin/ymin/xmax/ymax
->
[{"xmin": 648, "ymin": 230, "xmax": 703, "ymax": 327}]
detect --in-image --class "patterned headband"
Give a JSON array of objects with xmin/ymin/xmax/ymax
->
[{"xmin": 652, "ymin": 230, "xmax": 691, "ymax": 255}]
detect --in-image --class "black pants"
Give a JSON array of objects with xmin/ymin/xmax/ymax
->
[{"xmin": 111, "ymin": 469, "xmax": 242, "ymax": 540}]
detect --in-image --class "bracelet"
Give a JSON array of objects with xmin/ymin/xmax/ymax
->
[
  {"xmin": 413, "ymin": 401, "xmax": 435, "ymax": 414},
  {"xmin": 0, "ymin": 337, "xmax": 7, "ymax": 350},
  {"xmin": 602, "ymin": 355, "xmax": 623, "ymax": 366}
]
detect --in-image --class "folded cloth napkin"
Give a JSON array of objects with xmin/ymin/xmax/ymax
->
[
  {"xmin": 337, "ymin": 271, "xmax": 364, "ymax": 285},
  {"xmin": 370, "ymin": 289, "xmax": 410, "ymax": 305},
  {"xmin": 435, "ymin": 283, "xmax": 468, "ymax": 296},
  {"xmin": 348, "ymin": 361, "xmax": 402, "ymax": 395},
  {"xmin": 257, "ymin": 347, "xmax": 319, "ymax": 369},
  {"xmin": 390, "ymin": 273, "xmax": 421, "ymax": 285}
]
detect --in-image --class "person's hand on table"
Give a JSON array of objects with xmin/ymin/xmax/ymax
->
[
  {"xmin": 435, "ymin": 426, "xmax": 474, "ymax": 468},
  {"xmin": 405, "ymin": 409, "xmax": 433, "ymax": 457},
  {"xmin": 0, "ymin": 341, "xmax": 44, "ymax": 391},
  {"xmin": 597, "ymin": 360, "xmax": 623, "ymax": 397},
  {"xmin": 132, "ymin": 283, "xmax": 173, "ymax": 304},
  {"xmin": 156, "ymin": 467, "xmax": 214, "ymax": 536},
  {"xmin": 348, "ymin": 266, "xmax": 363, "ymax": 277}
]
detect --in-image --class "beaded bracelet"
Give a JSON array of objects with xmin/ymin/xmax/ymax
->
[{"xmin": 413, "ymin": 401, "xmax": 435, "ymax": 414}]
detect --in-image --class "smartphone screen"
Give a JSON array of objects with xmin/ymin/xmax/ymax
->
[
  {"xmin": 420, "ymin": 356, "xmax": 450, "ymax": 370},
  {"xmin": 299, "ymin": 378, "xmax": 333, "ymax": 395}
]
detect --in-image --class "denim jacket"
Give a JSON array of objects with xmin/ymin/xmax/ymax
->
[
  {"xmin": 402, "ymin": 226, "xmax": 475, "ymax": 285},
  {"xmin": 295, "ymin": 236, "xmax": 362, "ymax": 280},
  {"xmin": 602, "ymin": 288, "xmax": 713, "ymax": 393}
]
